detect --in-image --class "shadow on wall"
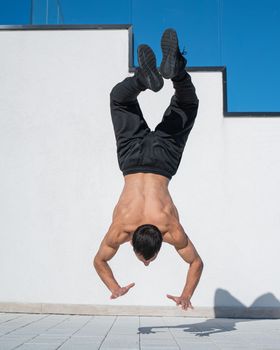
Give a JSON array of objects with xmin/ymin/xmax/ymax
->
[
  {"xmin": 138, "ymin": 289, "xmax": 280, "ymax": 337},
  {"xmin": 214, "ymin": 288, "xmax": 280, "ymax": 318}
]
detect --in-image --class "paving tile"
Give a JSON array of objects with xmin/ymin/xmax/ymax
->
[
  {"xmin": 235, "ymin": 319, "xmax": 280, "ymax": 332},
  {"xmin": 0, "ymin": 335, "xmax": 33, "ymax": 341},
  {"xmin": 139, "ymin": 316, "xmax": 171, "ymax": 335},
  {"xmin": 1, "ymin": 318, "xmax": 52, "ymax": 337},
  {"xmin": 10, "ymin": 322, "xmax": 70, "ymax": 336},
  {"xmin": 26, "ymin": 334, "xmax": 68, "ymax": 344},
  {"xmin": 141, "ymin": 331, "xmax": 175, "ymax": 340},
  {"xmin": 0, "ymin": 338, "xmax": 27, "ymax": 350},
  {"xmin": 109, "ymin": 316, "xmax": 139, "ymax": 335},
  {"xmin": 101, "ymin": 334, "xmax": 139, "ymax": 348},
  {"xmin": 175, "ymin": 340, "xmax": 220, "ymax": 349},
  {"xmin": 42, "ymin": 316, "xmax": 93, "ymax": 337},
  {"xmin": 0, "ymin": 334, "xmax": 34, "ymax": 349},
  {"xmin": 140, "ymin": 337, "xmax": 178, "ymax": 346},
  {"xmin": 212, "ymin": 346, "xmax": 254, "ymax": 350},
  {"xmin": 141, "ymin": 347, "xmax": 179, "ymax": 350},
  {"xmin": 0, "ymin": 314, "xmax": 22, "ymax": 324},
  {"xmin": 59, "ymin": 343, "xmax": 101, "ymax": 350},
  {"xmin": 0, "ymin": 314, "xmax": 48, "ymax": 333},
  {"xmin": 212, "ymin": 333, "xmax": 259, "ymax": 343},
  {"xmin": 256, "ymin": 348, "xmax": 280, "ymax": 350},
  {"xmin": 17, "ymin": 344, "xmax": 60, "ymax": 350},
  {"xmin": 101, "ymin": 348, "xmax": 138, "ymax": 350},
  {"xmin": 73, "ymin": 316, "xmax": 116, "ymax": 337},
  {"xmin": 139, "ymin": 316, "xmax": 167, "ymax": 326},
  {"xmin": 64, "ymin": 335, "xmax": 104, "ymax": 344},
  {"xmin": 249, "ymin": 336, "xmax": 280, "ymax": 348}
]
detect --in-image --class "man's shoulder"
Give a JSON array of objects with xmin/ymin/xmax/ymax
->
[
  {"xmin": 163, "ymin": 221, "xmax": 188, "ymax": 249},
  {"xmin": 106, "ymin": 221, "xmax": 131, "ymax": 246}
]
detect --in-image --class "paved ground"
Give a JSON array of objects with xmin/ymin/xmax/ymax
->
[{"xmin": 0, "ymin": 313, "xmax": 279, "ymax": 350}]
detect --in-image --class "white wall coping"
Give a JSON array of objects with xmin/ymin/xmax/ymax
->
[{"xmin": 0, "ymin": 302, "xmax": 279, "ymax": 319}]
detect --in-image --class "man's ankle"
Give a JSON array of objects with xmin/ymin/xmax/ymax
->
[
  {"xmin": 172, "ymin": 70, "xmax": 188, "ymax": 82},
  {"xmin": 133, "ymin": 71, "xmax": 148, "ymax": 91}
]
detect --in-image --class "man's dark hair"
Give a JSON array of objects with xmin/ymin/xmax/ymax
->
[{"xmin": 132, "ymin": 224, "xmax": 163, "ymax": 260}]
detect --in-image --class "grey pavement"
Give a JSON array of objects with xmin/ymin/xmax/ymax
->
[{"xmin": 0, "ymin": 313, "xmax": 279, "ymax": 350}]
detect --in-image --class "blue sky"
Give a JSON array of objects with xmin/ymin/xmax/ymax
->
[{"xmin": 1, "ymin": 0, "xmax": 280, "ymax": 113}]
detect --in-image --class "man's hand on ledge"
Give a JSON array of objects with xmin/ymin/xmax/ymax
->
[
  {"xmin": 167, "ymin": 294, "xmax": 194, "ymax": 311},
  {"xmin": 110, "ymin": 283, "xmax": 135, "ymax": 299}
]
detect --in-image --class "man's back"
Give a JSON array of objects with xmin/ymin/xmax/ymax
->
[{"xmin": 112, "ymin": 173, "xmax": 180, "ymax": 242}]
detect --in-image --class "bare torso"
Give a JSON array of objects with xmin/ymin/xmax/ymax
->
[
  {"xmin": 112, "ymin": 173, "xmax": 183, "ymax": 245},
  {"xmin": 94, "ymin": 174, "xmax": 202, "ymax": 301}
]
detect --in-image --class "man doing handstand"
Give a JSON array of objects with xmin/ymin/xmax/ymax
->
[{"xmin": 93, "ymin": 29, "xmax": 203, "ymax": 310}]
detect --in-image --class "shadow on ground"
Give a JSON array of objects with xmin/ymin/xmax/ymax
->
[{"xmin": 138, "ymin": 289, "xmax": 280, "ymax": 337}]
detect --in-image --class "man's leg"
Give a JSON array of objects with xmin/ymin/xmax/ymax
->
[
  {"xmin": 110, "ymin": 44, "xmax": 163, "ymax": 172},
  {"xmin": 155, "ymin": 71, "xmax": 199, "ymax": 148},
  {"xmin": 155, "ymin": 28, "xmax": 199, "ymax": 149},
  {"xmin": 110, "ymin": 75, "xmax": 150, "ymax": 149}
]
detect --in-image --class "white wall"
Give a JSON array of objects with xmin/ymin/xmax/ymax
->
[{"xmin": 0, "ymin": 29, "xmax": 279, "ymax": 309}]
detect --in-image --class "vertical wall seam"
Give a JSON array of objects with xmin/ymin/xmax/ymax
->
[
  {"xmin": 218, "ymin": 0, "xmax": 223, "ymax": 66},
  {"xmin": 46, "ymin": 0, "xmax": 49, "ymax": 24},
  {"xmin": 30, "ymin": 0, "xmax": 34, "ymax": 24},
  {"xmin": 130, "ymin": 0, "xmax": 133, "ymax": 24}
]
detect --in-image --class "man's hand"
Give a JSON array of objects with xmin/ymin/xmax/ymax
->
[
  {"xmin": 167, "ymin": 294, "xmax": 193, "ymax": 310},
  {"xmin": 110, "ymin": 283, "xmax": 135, "ymax": 299}
]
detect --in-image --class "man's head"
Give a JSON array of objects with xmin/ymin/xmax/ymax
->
[{"xmin": 132, "ymin": 224, "xmax": 162, "ymax": 266}]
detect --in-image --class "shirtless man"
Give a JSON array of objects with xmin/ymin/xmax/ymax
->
[{"xmin": 93, "ymin": 29, "xmax": 203, "ymax": 310}]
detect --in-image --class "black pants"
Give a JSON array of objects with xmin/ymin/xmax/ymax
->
[{"xmin": 110, "ymin": 72, "xmax": 199, "ymax": 180}]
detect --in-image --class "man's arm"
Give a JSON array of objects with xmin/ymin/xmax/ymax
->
[
  {"xmin": 167, "ymin": 225, "xmax": 203, "ymax": 310},
  {"xmin": 93, "ymin": 225, "xmax": 135, "ymax": 299}
]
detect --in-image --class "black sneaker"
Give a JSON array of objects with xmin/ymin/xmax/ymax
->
[
  {"xmin": 136, "ymin": 44, "xmax": 163, "ymax": 92},
  {"xmin": 159, "ymin": 28, "xmax": 187, "ymax": 79}
]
